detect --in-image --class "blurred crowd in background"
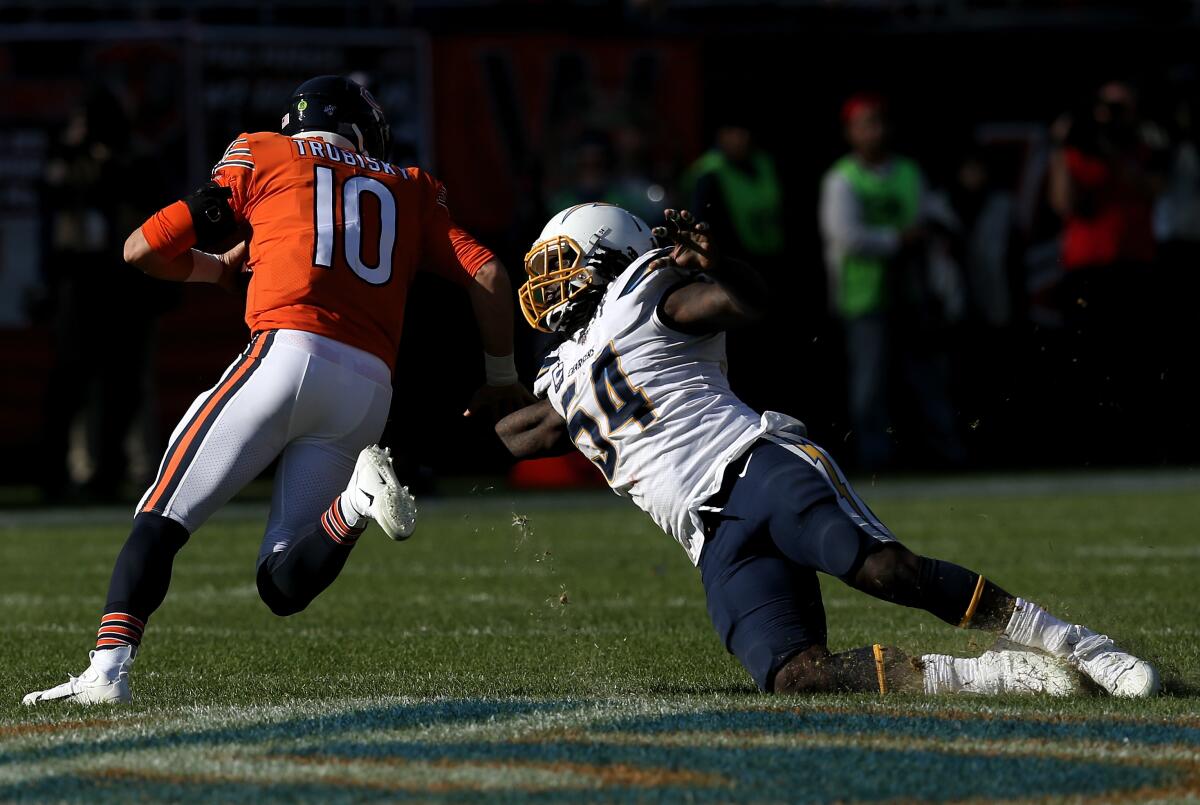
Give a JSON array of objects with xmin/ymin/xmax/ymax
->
[{"xmin": 5, "ymin": 1, "xmax": 1200, "ymax": 500}]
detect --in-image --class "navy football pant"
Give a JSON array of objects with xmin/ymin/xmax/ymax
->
[{"xmin": 698, "ymin": 438, "xmax": 896, "ymax": 691}]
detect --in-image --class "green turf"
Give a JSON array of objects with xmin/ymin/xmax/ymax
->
[{"xmin": 1, "ymin": 483, "xmax": 1198, "ymax": 802}]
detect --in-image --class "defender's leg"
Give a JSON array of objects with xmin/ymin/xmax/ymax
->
[
  {"xmin": 851, "ymin": 543, "xmax": 1015, "ymax": 632},
  {"xmin": 774, "ymin": 436, "xmax": 1159, "ymax": 697},
  {"xmin": 698, "ymin": 441, "xmax": 1078, "ymax": 697},
  {"xmin": 773, "ymin": 644, "xmax": 925, "ymax": 695},
  {"xmin": 699, "ymin": 528, "xmax": 832, "ymax": 694}
]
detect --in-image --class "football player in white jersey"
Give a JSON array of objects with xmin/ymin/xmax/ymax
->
[{"xmin": 497, "ymin": 203, "xmax": 1160, "ymax": 698}]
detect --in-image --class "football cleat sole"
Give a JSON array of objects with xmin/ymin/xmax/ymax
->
[{"xmin": 357, "ymin": 445, "xmax": 417, "ymax": 541}]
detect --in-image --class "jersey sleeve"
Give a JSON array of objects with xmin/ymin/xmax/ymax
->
[
  {"xmin": 533, "ymin": 349, "xmax": 562, "ymax": 399},
  {"xmin": 209, "ymin": 134, "xmax": 255, "ymax": 221},
  {"xmin": 138, "ymin": 134, "xmax": 255, "ymax": 260},
  {"xmin": 139, "ymin": 201, "xmax": 195, "ymax": 260},
  {"xmin": 416, "ymin": 172, "xmax": 495, "ymax": 286}
]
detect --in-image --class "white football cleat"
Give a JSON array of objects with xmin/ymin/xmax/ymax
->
[
  {"xmin": 22, "ymin": 650, "xmax": 132, "ymax": 706},
  {"xmin": 923, "ymin": 649, "xmax": 1077, "ymax": 696},
  {"xmin": 347, "ymin": 444, "xmax": 417, "ymax": 541},
  {"xmin": 1063, "ymin": 627, "xmax": 1160, "ymax": 698}
]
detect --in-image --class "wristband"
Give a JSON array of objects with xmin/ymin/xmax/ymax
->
[
  {"xmin": 484, "ymin": 352, "xmax": 518, "ymax": 386},
  {"xmin": 186, "ymin": 252, "xmax": 224, "ymax": 284}
]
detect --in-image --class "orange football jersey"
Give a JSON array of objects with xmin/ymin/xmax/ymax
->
[{"xmin": 140, "ymin": 132, "xmax": 495, "ymax": 370}]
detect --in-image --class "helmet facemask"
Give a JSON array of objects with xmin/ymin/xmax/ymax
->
[{"xmin": 519, "ymin": 235, "xmax": 599, "ymax": 333}]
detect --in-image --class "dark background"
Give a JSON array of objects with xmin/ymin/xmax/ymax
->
[{"xmin": 3, "ymin": 0, "xmax": 1200, "ymax": 495}]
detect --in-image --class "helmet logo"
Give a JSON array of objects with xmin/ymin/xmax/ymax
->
[
  {"xmin": 361, "ymin": 87, "xmax": 383, "ymax": 113},
  {"xmin": 297, "ymin": 99, "xmax": 308, "ymax": 112}
]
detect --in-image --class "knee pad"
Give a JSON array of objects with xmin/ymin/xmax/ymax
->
[
  {"xmin": 255, "ymin": 562, "xmax": 308, "ymax": 617},
  {"xmin": 794, "ymin": 502, "xmax": 875, "ymax": 579}
]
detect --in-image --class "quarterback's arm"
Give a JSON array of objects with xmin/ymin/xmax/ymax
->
[
  {"xmin": 124, "ymin": 178, "xmax": 248, "ymax": 288},
  {"xmin": 468, "ymin": 259, "xmax": 518, "ymax": 365},
  {"xmin": 464, "ymin": 257, "xmax": 538, "ymax": 419},
  {"xmin": 123, "ymin": 225, "xmax": 245, "ymax": 290},
  {"xmin": 495, "ymin": 399, "xmax": 573, "ymax": 459}
]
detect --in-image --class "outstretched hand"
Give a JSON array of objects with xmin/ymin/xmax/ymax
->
[
  {"xmin": 650, "ymin": 209, "xmax": 716, "ymax": 273},
  {"xmin": 463, "ymin": 382, "xmax": 538, "ymax": 423}
]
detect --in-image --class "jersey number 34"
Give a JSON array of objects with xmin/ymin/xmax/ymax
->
[
  {"xmin": 564, "ymin": 343, "xmax": 656, "ymax": 481},
  {"xmin": 312, "ymin": 166, "xmax": 396, "ymax": 285}
]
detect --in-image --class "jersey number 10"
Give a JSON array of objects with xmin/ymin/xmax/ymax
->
[{"xmin": 312, "ymin": 166, "xmax": 397, "ymax": 285}]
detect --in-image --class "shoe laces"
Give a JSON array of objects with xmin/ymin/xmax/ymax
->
[{"xmin": 1072, "ymin": 632, "xmax": 1115, "ymax": 662}]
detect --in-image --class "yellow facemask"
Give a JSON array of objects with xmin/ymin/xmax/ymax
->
[{"xmin": 518, "ymin": 234, "xmax": 592, "ymax": 333}]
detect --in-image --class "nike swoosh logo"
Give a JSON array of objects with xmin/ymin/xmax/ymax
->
[{"xmin": 362, "ymin": 490, "xmax": 375, "ymax": 504}]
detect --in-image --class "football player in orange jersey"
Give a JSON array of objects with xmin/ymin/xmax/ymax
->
[{"xmin": 24, "ymin": 75, "xmax": 534, "ymax": 705}]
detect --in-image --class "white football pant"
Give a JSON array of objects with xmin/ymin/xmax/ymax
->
[{"xmin": 135, "ymin": 328, "xmax": 392, "ymax": 564}]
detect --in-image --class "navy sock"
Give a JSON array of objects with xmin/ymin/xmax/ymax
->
[
  {"xmin": 99, "ymin": 512, "xmax": 190, "ymax": 650},
  {"xmin": 916, "ymin": 557, "xmax": 1014, "ymax": 630},
  {"xmin": 256, "ymin": 496, "xmax": 363, "ymax": 616}
]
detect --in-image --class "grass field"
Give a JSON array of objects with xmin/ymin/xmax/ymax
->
[{"xmin": 2, "ymin": 475, "xmax": 1199, "ymax": 803}]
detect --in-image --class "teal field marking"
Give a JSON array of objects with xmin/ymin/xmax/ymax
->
[
  {"xmin": 597, "ymin": 708, "xmax": 1200, "ymax": 745},
  {"xmin": 0, "ymin": 698, "xmax": 1195, "ymax": 803}
]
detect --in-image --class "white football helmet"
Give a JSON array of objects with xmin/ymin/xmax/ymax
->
[{"xmin": 520, "ymin": 203, "xmax": 660, "ymax": 332}]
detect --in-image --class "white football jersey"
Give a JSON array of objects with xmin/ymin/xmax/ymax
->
[{"xmin": 534, "ymin": 248, "xmax": 806, "ymax": 565}]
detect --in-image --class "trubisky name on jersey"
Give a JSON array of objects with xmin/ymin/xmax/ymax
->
[{"xmin": 292, "ymin": 139, "xmax": 397, "ymax": 175}]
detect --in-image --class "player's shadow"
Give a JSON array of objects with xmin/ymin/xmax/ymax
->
[{"xmin": 1162, "ymin": 675, "xmax": 1200, "ymax": 697}]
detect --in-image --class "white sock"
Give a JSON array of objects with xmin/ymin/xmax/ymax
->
[
  {"xmin": 921, "ymin": 654, "xmax": 957, "ymax": 694},
  {"xmin": 91, "ymin": 644, "xmax": 135, "ymax": 678},
  {"xmin": 921, "ymin": 654, "xmax": 975, "ymax": 694},
  {"xmin": 339, "ymin": 489, "xmax": 370, "ymax": 526},
  {"xmin": 1003, "ymin": 598, "xmax": 1074, "ymax": 657}
]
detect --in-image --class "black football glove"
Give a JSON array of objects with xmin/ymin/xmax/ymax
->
[{"xmin": 184, "ymin": 181, "xmax": 237, "ymax": 250}]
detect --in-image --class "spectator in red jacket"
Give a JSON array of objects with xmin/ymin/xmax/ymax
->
[{"xmin": 1046, "ymin": 81, "xmax": 1167, "ymax": 459}]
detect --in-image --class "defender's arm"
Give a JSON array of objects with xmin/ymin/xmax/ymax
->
[
  {"xmin": 495, "ymin": 399, "xmax": 573, "ymax": 459},
  {"xmin": 653, "ymin": 209, "xmax": 769, "ymax": 333}
]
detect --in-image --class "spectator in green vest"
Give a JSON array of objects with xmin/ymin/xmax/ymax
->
[
  {"xmin": 683, "ymin": 115, "xmax": 785, "ymax": 263},
  {"xmin": 819, "ymin": 93, "xmax": 962, "ymax": 470},
  {"xmin": 682, "ymin": 114, "xmax": 786, "ymax": 413}
]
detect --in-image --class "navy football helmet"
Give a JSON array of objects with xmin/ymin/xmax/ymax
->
[{"xmin": 281, "ymin": 75, "xmax": 390, "ymax": 159}]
